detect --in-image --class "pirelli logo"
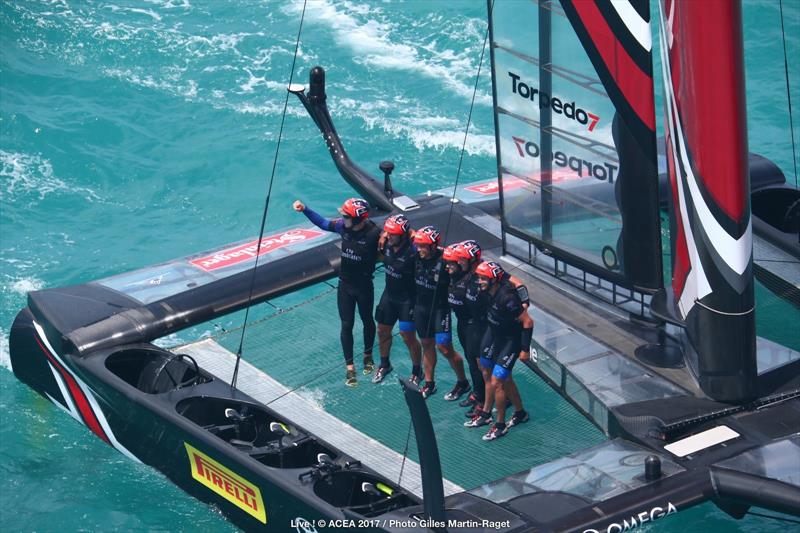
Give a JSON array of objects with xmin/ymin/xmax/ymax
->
[{"xmin": 185, "ymin": 443, "xmax": 267, "ymax": 524}]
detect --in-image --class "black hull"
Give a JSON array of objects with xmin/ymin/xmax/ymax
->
[{"xmin": 10, "ymin": 309, "xmax": 417, "ymax": 532}]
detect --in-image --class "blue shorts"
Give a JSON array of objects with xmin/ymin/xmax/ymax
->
[
  {"xmin": 414, "ymin": 305, "xmax": 451, "ymax": 343},
  {"xmin": 481, "ymin": 337, "xmax": 520, "ymax": 381}
]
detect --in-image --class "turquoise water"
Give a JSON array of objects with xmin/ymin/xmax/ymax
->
[{"xmin": 1, "ymin": 1, "xmax": 798, "ymax": 531}]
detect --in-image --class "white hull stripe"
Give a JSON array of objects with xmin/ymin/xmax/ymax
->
[
  {"xmin": 45, "ymin": 363, "xmax": 82, "ymax": 422},
  {"xmin": 33, "ymin": 321, "xmax": 141, "ymax": 463}
]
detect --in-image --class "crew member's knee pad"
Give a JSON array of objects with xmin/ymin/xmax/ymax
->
[
  {"xmin": 492, "ymin": 365, "xmax": 511, "ymax": 380},
  {"xmin": 435, "ymin": 332, "xmax": 452, "ymax": 345},
  {"xmin": 399, "ymin": 320, "xmax": 415, "ymax": 332}
]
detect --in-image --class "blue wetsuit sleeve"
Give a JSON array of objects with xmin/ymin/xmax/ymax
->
[{"xmin": 302, "ymin": 206, "xmax": 344, "ymax": 234}]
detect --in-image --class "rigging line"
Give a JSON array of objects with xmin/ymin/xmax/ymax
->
[
  {"xmin": 263, "ymin": 325, "xmax": 412, "ymax": 407},
  {"xmin": 231, "ymin": 0, "xmax": 309, "ymax": 390},
  {"xmin": 442, "ymin": 0, "xmax": 493, "ymax": 239},
  {"xmin": 419, "ymin": 0, "xmax": 494, "ymax": 344},
  {"xmin": 779, "ymin": 0, "xmax": 798, "ymax": 189},
  {"xmin": 694, "ymin": 300, "xmax": 754, "ymax": 317},
  {"xmin": 205, "ymin": 286, "xmax": 337, "ymax": 343},
  {"xmin": 263, "ymin": 359, "xmax": 342, "ymax": 407},
  {"xmin": 397, "ymin": 418, "xmax": 414, "ymax": 487}
]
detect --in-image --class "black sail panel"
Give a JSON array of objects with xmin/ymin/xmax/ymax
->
[{"xmin": 488, "ymin": 0, "xmax": 663, "ymax": 291}]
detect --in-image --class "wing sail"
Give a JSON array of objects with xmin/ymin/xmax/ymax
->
[{"xmin": 488, "ymin": 0, "xmax": 663, "ymax": 291}]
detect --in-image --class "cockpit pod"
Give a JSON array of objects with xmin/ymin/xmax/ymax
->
[
  {"xmin": 176, "ymin": 396, "xmax": 338, "ymax": 470},
  {"xmin": 106, "ymin": 347, "xmax": 210, "ymax": 394}
]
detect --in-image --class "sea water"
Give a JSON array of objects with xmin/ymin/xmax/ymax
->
[{"xmin": 1, "ymin": 1, "xmax": 798, "ymax": 531}]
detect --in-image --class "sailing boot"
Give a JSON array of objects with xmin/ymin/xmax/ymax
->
[
  {"xmin": 464, "ymin": 408, "xmax": 492, "ymax": 428},
  {"xmin": 420, "ymin": 381, "xmax": 437, "ymax": 399},
  {"xmin": 465, "ymin": 400, "xmax": 486, "ymax": 418},
  {"xmin": 444, "ymin": 380, "xmax": 471, "ymax": 401},
  {"xmin": 508, "ymin": 410, "xmax": 530, "ymax": 428},
  {"xmin": 362, "ymin": 355, "xmax": 375, "ymax": 375},
  {"xmin": 459, "ymin": 392, "xmax": 479, "ymax": 408},
  {"xmin": 372, "ymin": 362, "xmax": 393, "ymax": 384},
  {"xmin": 482, "ymin": 422, "xmax": 509, "ymax": 441}
]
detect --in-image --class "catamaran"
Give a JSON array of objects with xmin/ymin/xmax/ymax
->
[{"xmin": 9, "ymin": 1, "xmax": 799, "ymax": 531}]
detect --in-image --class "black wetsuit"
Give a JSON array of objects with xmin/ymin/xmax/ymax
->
[
  {"xmin": 303, "ymin": 207, "xmax": 380, "ymax": 365},
  {"xmin": 375, "ymin": 239, "xmax": 416, "ymax": 328},
  {"xmin": 414, "ymin": 249, "xmax": 451, "ymax": 342},
  {"xmin": 450, "ymin": 270, "xmax": 488, "ymax": 400},
  {"xmin": 480, "ymin": 279, "xmax": 524, "ymax": 378}
]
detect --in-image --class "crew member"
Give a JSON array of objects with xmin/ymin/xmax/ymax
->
[
  {"xmin": 443, "ymin": 240, "xmax": 486, "ymax": 409},
  {"xmin": 293, "ymin": 198, "xmax": 380, "ymax": 387},
  {"xmin": 466, "ymin": 261, "xmax": 532, "ymax": 441},
  {"xmin": 413, "ymin": 226, "xmax": 468, "ymax": 399},
  {"xmin": 373, "ymin": 214, "xmax": 422, "ymax": 383}
]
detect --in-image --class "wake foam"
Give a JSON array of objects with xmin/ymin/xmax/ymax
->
[
  {"xmin": 0, "ymin": 150, "xmax": 100, "ymax": 203},
  {"xmin": 15, "ymin": 1, "xmax": 493, "ymax": 156},
  {"xmin": 296, "ymin": 0, "xmax": 492, "ymax": 105},
  {"xmin": 8, "ymin": 277, "xmax": 45, "ymax": 295},
  {"xmin": 0, "ymin": 328, "xmax": 11, "ymax": 372},
  {"xmin": 339, "ymin": 98, "xmax": 495, "ymax": 156}
]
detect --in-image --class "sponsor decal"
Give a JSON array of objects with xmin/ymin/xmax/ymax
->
[
  {"xmin": 465, "ymin": 178, "xmax": 526, "ymax": 195},
  {"xmin": 511, "ymin": 136, "xmax": 619, "ymax": 183},
  {"xmin": 185, "ymin": 443, "xmax": 267, "ymax": 524},
  {"xmin": 583, "ymin": 502, "xmax": 677, "ymax": 533},
  {"xmin": 508, "ymin": 71, "xmax": 601, "ymax": 131},
  {"xmin": 190, "ymin": 229, "xmax": 324, "ymax": 272}
]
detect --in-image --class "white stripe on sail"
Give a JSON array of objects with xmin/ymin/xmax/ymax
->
[
  {"xmin": 658, "ymin": 4, "xmax": 751, "ymax": 279},
  {"xmin": 658, "ymin": 8, "xmax": 710, "ymax": 317},
  {"xmin": 667, "ymin": 77, "xmax": 752, "ymax": 277},
  {"xmin": 666, "ymin": 0, "xmax": 675, "ymax": 48},
  {"xmin": 611, "ymin": 0, "xmax": 652, "ymax": 51}
]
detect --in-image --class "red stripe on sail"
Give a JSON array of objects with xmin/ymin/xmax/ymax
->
[
  {"xmin": 666, "ymin": 133, "xmax": 690, "ymax": 298},
  {"xmin": 571, "ymin": 0, "xmax": 655, "ymax": 131},
  {"xmin": 34, "ymin": 334, "xmax": 111, "ymax": 444},
  {"xmin": 668, "ymin": 0, "xmax": 748, "ymax": 221}
]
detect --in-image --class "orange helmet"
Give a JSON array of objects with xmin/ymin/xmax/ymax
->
[
  {"xmin": 442, "ymin": 243, "xmax": 461, "ymax": 262},
  {"xmin": 339, "ymin": 198, "xmax": 369, "ymax": 220},
  {"xmin": 384, "ymin": 214, "xmax": 410, "ymax": 235},
  {"xmin": 413, "ymin": 226, "xmax": 441, "ymax": 247},
  {"xmin": 457, "ymin": 240, "xmax": 482, "ymax": 262},
  {"xmin": 475, "ymin": 260, "xmax": 504, "ymax": 281}
]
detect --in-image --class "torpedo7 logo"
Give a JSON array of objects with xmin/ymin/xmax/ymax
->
[
  {"xmin": 511, "ymin": 137, "xmax": 618, "ymax": 183},
  {"xmin": 509, "ymin": 71, "xmax": 600, "ymax": 132}
]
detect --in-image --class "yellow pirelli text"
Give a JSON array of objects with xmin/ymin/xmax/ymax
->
[{"xmin": 184, "ymin": 443, "xmax": 267, "ymax": 524}]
